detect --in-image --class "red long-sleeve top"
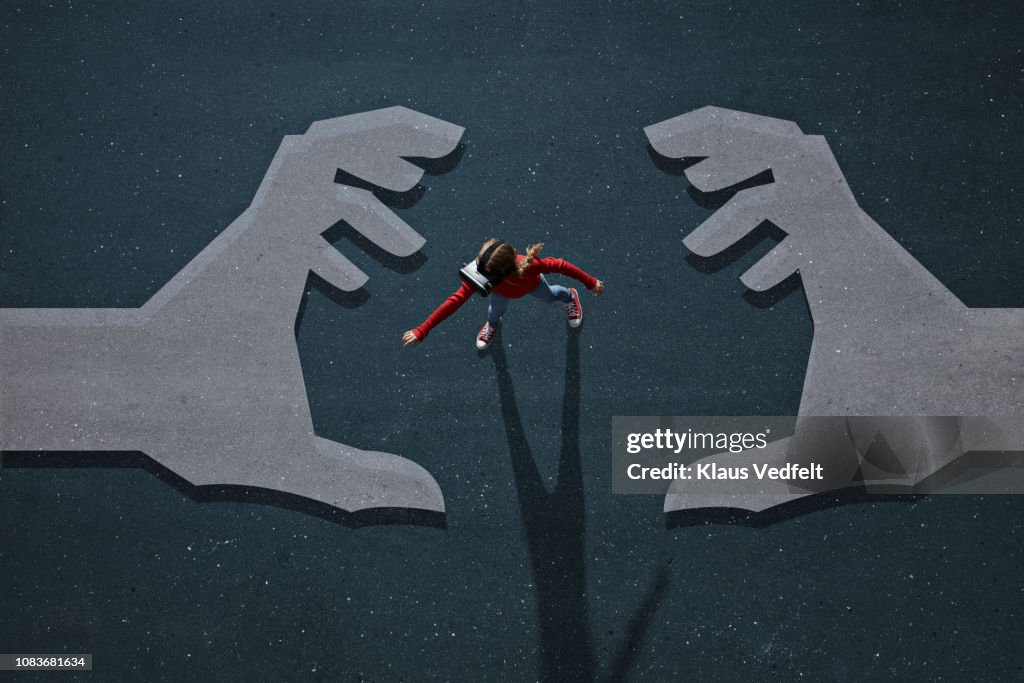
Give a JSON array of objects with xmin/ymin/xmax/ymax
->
[{"xmin": 412, "ymin": 255, "xmax": 598, "ymax": 340}]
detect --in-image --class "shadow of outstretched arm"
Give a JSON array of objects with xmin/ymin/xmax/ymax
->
[
  {"xmin": 607, "ymin": 564, "xmax": 670, "ymax": 683},
  {"xmin": 491, "ymin": 333, "xmax": 594, "ymax": 682}
]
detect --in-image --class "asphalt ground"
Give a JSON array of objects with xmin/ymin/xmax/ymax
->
[{"xmin": 2, "ymin": 2, "xmax": 1023, "ymax": 680}]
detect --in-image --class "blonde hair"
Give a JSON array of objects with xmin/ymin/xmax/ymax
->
[{"xmin": 478, "ymin": 239, "xmax": 544, "ymax": 276}]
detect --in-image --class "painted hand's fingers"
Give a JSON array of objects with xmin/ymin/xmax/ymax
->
[
  {"xmin": 307, "ymin": 106, "xmax": 465, "ymax": 192},
  {"xmin": 683, "ymin": 186, "xmax": 778, "ymax": 257},
  {"xmin": 402, "ymin": 331, "xmax": 420, "ymax": 347},
  {"xmin": 308, "ymin": 106, "xmax": 464, "ymax": 159},
  {"xmin": 311, "ymin": 242, "xmax": 369, "ymax": 291},
  {"xmin": 684, "ymin": 153, "xmax": 773, "ymax": 193},
  {"xmin": 335, "ymin": 185, "xmax": 425, "ymax": 257},
  {"xmin": 646, "ymin": 107, "xmax": 803, "ymax": 193},
  {"xmin": 254, "ymin": 108, "xmax": 464, "ymax": 291},
  {"xmin": 739, "ymin": 238, "xmax": 802, "ymax": 291},
  {"xmin": 644, "ymin": 106, "xmax": 803, "ymax": 159}
]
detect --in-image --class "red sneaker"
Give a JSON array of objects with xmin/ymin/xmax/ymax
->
[
  {"xmin": 476, "ymin": 321, "xmax": 497, "ymax": 349},
  {"xmin": 565, "ymin": 288, "xmax": 583, "ymax": 328}
]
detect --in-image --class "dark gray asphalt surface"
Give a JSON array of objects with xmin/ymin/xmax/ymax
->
[{"xmin": 2, "ymin": 2, "xmax": 1023, "ymax": 680}]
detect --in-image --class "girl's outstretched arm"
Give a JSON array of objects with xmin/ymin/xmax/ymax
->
[
  {"xmin": 534, "ymin": 257, "xmax": 603, "ymax": 293},
  {"xmin": 402, "ymin": 281, "xmax": 475, "ymax": 346}
]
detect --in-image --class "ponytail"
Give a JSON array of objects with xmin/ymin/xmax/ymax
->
[{"xmin": 516, "ymin": 242, "xmax": 544, "ymax": 275}]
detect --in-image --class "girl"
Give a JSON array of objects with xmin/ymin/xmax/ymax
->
[{"xmin": 402, "ymin": 239, "xmax": 604, "ymax": 349}]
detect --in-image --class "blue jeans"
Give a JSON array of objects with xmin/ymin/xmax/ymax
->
[{"xmin": 488, "ymin": 275, "xmax": 573, "ymax": 325}]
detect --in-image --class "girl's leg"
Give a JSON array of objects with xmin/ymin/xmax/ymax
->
[
  {"xmin": 527, "ymin": 275, "xmax": 573, "ymax": 304},
  {"xmin": 488, "ymin": 293, "xmax": 510, "ymax": 326},
  {"xmin": 529, "ymin": 275, "xmax": 583, "ymax": 328}
]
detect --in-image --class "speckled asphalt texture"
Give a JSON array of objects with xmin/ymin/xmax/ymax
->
[{"xmin": 2, "ymin": 2, "xmax": 1022, "ymax": 680}]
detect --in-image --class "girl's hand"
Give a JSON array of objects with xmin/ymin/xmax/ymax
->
[
  {"xmin": 590, "ymin": 280, "xmax": 605, "ymax": 296},
  {"xmin": 402, "ymin": 330, "xmax": 421, "ymax": 347}
]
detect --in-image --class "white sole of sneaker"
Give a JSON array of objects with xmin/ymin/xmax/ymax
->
[{"xmin": 476, "ymin": 324, "xmax": 496, "ymax": 349}]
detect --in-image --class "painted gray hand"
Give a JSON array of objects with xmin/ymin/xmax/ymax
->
[
  {"xmin": 645, "ymin": 107, "xmax": 1024, "ymax": 514},
  {"xmin": 1, "ymin": 106, "xmax": 464, "ymax": 516}
]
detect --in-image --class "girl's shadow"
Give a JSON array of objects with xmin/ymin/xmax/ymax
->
[{"xmin": 490, "ymin": 332, "xmax": 667, "ymax": 682}]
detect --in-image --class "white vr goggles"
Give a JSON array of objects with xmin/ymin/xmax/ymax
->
[{"xmin": 459, "ymin": 241, "xmax": 514, "ymax": 296}]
